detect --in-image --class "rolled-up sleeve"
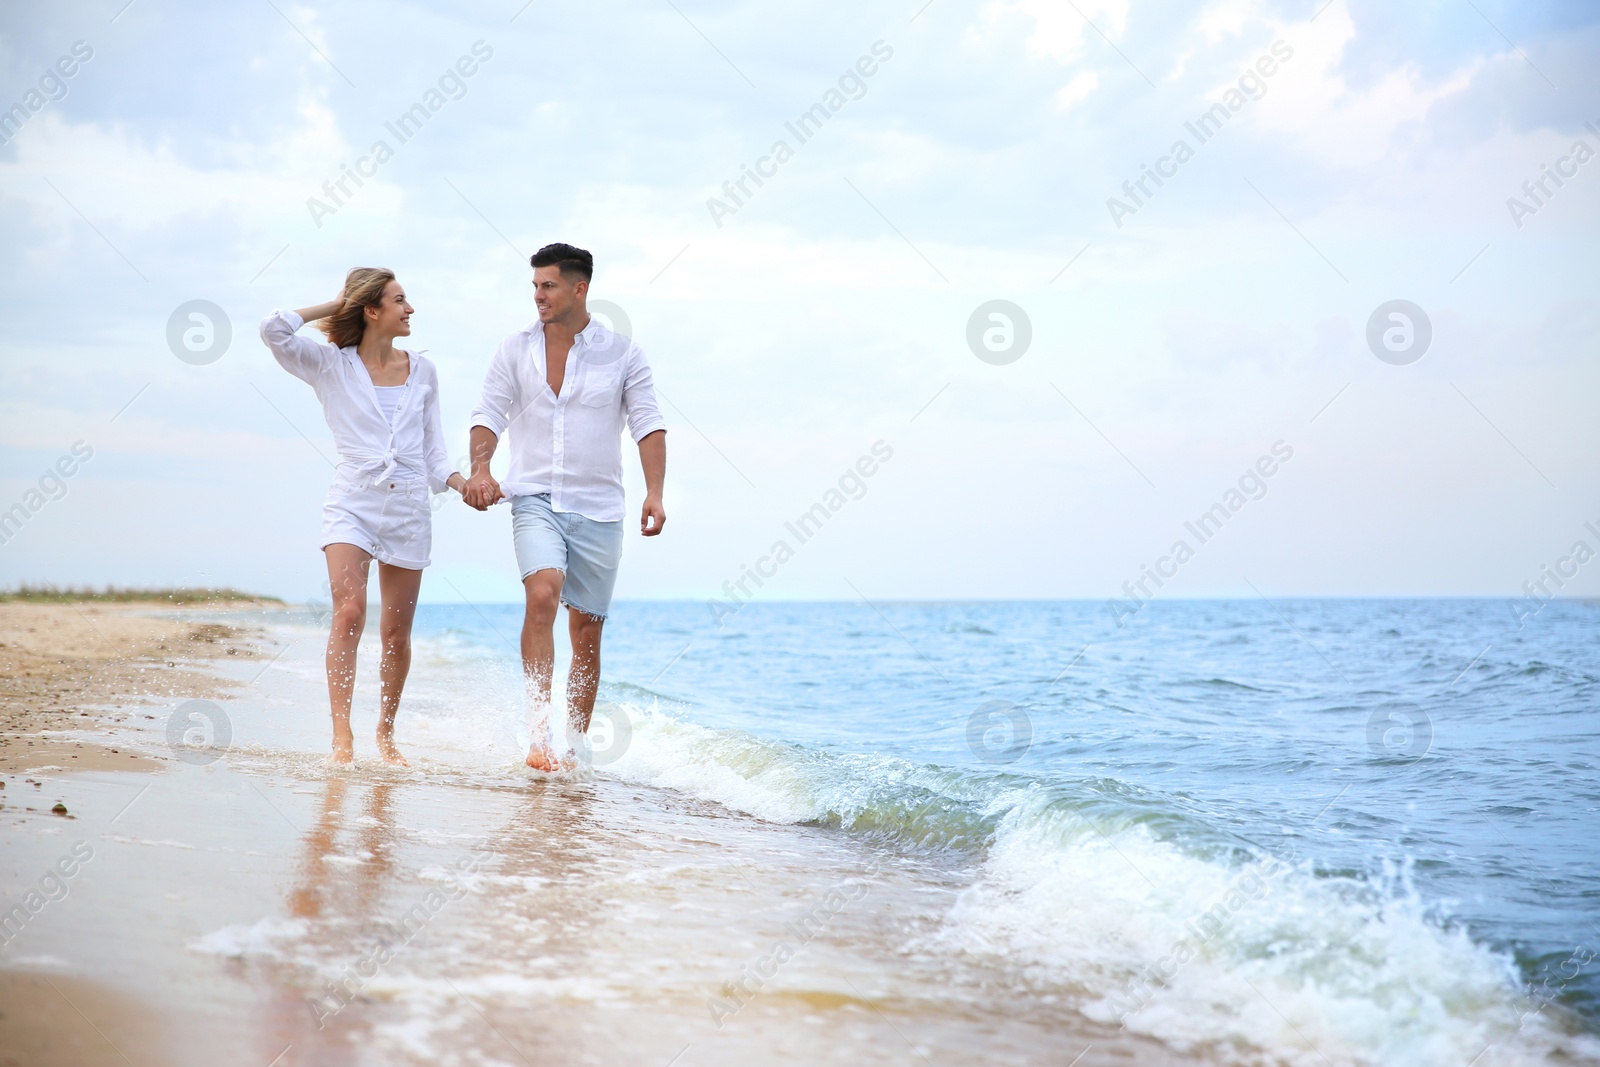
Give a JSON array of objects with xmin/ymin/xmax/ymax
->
[
  {"xmin": 622, "ymin": 344, "xmax": 667, "ymax": 443},
  {"xmin": 420, "ymin": 362, "xmax": 455, "ymax": 495},
  {"xmin": 259, "ymin": 310, "xmax": 333, "ymax": 384},
  {"xmin": 469, "ymin": 339, "xmax": 517, "ymax": 437}
]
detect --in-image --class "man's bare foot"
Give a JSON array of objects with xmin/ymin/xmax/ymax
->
[
  {"xmin": 525, "ymin": 744, "xmax": 559, "ymax": 772},
  {"xmin": 377, "ymin": 736, "xmax": 409, "ymax": 767}
]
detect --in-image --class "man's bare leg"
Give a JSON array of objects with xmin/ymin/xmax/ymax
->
[
  {"xmin": 375, "ymin": 562, "xmax": 422, "ymax": 767},
  {"xmin": 324, "ymin": 545, "xmax": 373, "ymax": 765},
  {"xmin": 566, "ymin": 608, "xmax": 605, "ymax": 739},
  {"xmin": 522, "ymin": 568, "xmax": 563, "ymax": 771}
]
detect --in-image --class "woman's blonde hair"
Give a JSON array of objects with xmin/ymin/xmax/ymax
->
[{"xmin": 319, "ymin": 267, "xmax": 396, "ymax": 349}]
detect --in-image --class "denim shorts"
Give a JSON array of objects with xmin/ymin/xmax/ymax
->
[{"xmin": 510, "ymin": 494, "xmax": 625, "ymax": 619}]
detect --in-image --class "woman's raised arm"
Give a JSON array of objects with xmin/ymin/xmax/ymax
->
[{"xmin": 260, "ymin": 298, "xmax": 345, "ymax": 384}]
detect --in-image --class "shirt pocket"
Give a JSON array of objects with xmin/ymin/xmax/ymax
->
[
  {"xmin": 395, "ymin": 382, "xmax": 431, "ymax": 427},
  {"xmin": 574, "ymin": 364, "xmax": 623, "ymax": 407}
]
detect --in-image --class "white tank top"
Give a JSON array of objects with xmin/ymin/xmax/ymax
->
[{"xmin": 373, "ymin": 384, "xmax": 406, "ymax": 426}]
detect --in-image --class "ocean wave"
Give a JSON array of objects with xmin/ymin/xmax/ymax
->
[
  {"xmin": 599, "ymin": 701, "xmax": 1600, "ymax": 1067},
  {"xmin": 941, "ymin": 797, "xmax": 1597, "ymax": 1066}
]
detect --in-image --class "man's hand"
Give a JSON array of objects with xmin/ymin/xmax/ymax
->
[
  {"xmin": 464, "ymin": 426, "xmax": 502, "ymax": 511},
  {"xmin": 464, "ymin": 469, "xmax": 502, "ymax": 511},
  {"xmin": 637, "ymin": 431, "xmax": 666, "ymax": 537},
  {"xmin": 640, "ymin": 494, "xmax": 665, "ymax": 536}
]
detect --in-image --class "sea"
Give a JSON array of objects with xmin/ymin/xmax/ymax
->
[{"xmin": 75, "ymin": 597, "xmax": 1600, "ymax": 1065}]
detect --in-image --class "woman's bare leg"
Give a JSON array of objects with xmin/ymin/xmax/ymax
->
[
  {"xmin": 376, "ymin": 562, "xmax": 423, "ymax": 767},
  {"xmin": 324, "ymin": 544, "xmax": 373, "ymax": 765}
]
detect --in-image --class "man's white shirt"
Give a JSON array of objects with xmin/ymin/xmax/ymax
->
[{"xmin": 470, "ymin": 317, "xmax": 666, "ymax": 522}]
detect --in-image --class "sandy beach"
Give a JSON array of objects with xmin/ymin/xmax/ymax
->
[{"xmin": 0, "ymin": 600, "xmax": 262, "ymax": 774}]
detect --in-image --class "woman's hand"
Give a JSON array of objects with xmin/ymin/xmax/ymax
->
[{"xmin": 293, "ymin": 297, "xmax": 345, "ymax": 323}]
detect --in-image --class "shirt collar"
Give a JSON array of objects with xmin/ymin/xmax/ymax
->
[
  {"xmin": 575, "ymin": 316, "xmax": 607, "ymax": 346},
  {"xmin": 527, "ymin": 316, "xmax": 608, "ymax": 346}
]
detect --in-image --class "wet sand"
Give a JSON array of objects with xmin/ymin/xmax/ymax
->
[
  {"xmin": 0, "ymin": 605, "xmax": 1186, "ymax": 1066},
  {"xmin": 0, "ymin": 969, "xmax": 176, "ymax": 1067}
]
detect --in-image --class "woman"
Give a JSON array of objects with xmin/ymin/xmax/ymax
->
[{"xmin": 260, "ymin": 268, "xmax": 468, "ymax": 766}]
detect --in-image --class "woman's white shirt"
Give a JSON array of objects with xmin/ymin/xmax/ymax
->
[{"xmin": 259, "ymin": 310, "xmax": 454, "ymax": 492}]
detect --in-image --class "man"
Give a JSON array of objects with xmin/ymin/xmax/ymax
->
[{"xmin": 464, "ymin": 243, "xmax": 667, "ymax": 771}]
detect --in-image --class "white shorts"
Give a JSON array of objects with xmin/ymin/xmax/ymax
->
[{"xmin": 319, "ymin": 479, "xmax": 432, "ymax": 570}]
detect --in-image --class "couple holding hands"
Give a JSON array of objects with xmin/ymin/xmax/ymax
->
[{"xmin": 259, "ymin": 243, "xmax": 667, "ymax": 772}]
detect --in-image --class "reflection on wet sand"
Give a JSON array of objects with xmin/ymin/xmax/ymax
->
[
  {"xmin": 286, "ymin": 775, "xmax": 346, "ymax": 921},
  {"xmin": 254, "ymin": 774, "xmax": 414, "ymax": 1065},
  {"xmin": 287, "ymin": 777, "xmax": 399, "ymax": 921}
]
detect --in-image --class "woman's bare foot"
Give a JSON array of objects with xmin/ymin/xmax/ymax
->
[
  {"xmin": 376, "ymin": 736, "xmax": 409, "ymax": 767},
  {"xmin": 525, "ymin": 743, "xmax": 559, "ymax": 772},
  {"xmin": 332, "ymin": 726, "xmax": 355, "ymax": 765}
]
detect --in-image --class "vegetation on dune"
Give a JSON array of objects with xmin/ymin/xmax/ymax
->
[{"xmin": 0, "ymin": 585, "xmax": 281, "ymax": 604}]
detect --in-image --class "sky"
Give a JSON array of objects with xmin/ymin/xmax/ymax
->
[{"xmin": 0, "ymin": 0, "xmax": 1597, "ymax": 609}]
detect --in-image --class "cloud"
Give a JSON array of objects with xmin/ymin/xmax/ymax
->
[
  {"xmin": 1056, "ymin": 70, "xmax": 1101, "ymax": 110},
  {"xmin": 988, "ymin": 0, "xmax": 1130, "ymax": 62},
  {"xmin": 1250, "ymin": 5, "xmax": 1483, "ymax": 166}
]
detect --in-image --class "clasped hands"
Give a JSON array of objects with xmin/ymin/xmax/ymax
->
[{"xmin": 462, "ymin": 470, "xmax": 502, "ymax": 511}]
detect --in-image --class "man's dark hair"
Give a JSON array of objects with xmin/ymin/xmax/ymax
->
[{"xmin": 530, "ymin": 242, "xmax": 593, "ymax": 282}]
